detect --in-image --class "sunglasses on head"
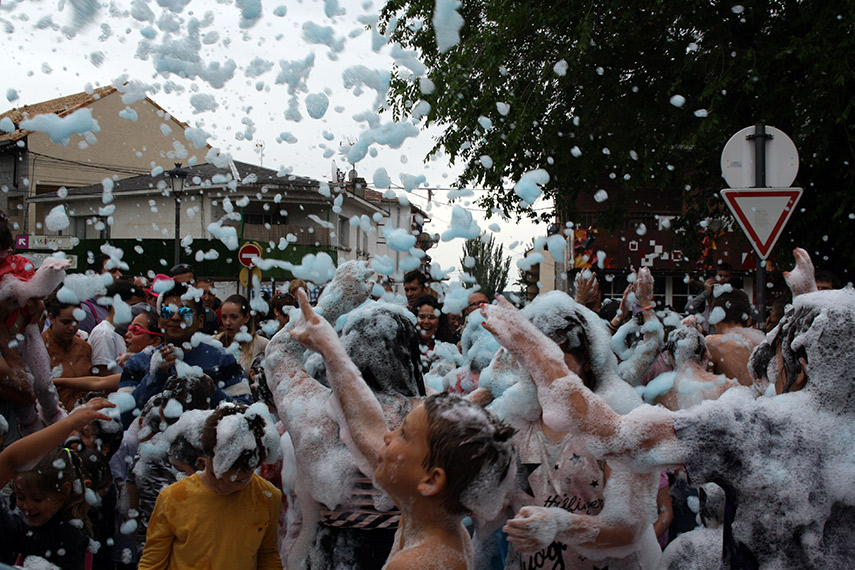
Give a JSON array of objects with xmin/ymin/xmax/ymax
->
[
  {"xmin": 160, "ymin": 306, "xmax": 195, "ymax": 321},
  {"xmin": 128, "ymin": 323, "xmax": 163, "ymax": 337}
]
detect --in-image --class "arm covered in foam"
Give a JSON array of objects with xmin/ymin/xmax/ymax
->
[
  {"xmin": 286, "ymin": 289, "xmax": 386, "ymax": 471},
  {"xmin": 615, "ymin": 269, "xmax": 665, "ymax": 386},
  {"xmin": 505, "ymin": 468, "xmax": 659, "ymax": 559},
  {"xmin": 0, "ymin": 397, "xmax": 115, "ymax": 488},
  {"xmin": 482, "ymin": 297, "xmax": 681, "ymax": 469}
]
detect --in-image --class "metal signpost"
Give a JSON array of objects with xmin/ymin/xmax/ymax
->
[{"xmin": 720, "ymin": 124, "xmax": 802, "ymax": 328}]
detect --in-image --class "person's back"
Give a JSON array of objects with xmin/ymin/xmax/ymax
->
[{"xmin": 704, "ymin": 290, "xmax": 763, "ymax": 388}]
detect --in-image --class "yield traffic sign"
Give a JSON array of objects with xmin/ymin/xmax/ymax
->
[{"xmin": 720, "ymin": 188, "xmax": 802, "ymax": 260}]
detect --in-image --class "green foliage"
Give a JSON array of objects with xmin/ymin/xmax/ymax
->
[
  {"xmin": 380, "ymin": 0, "xmax": 855, "ymax": 276},
  {"xmin": 460, "ymin": 233, "xmax": 511, "ymax": 298}
]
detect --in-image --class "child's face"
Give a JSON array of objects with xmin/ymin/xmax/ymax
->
[
  {"xmin": 376, "ymin": 404, "xmax": 431, "ymax": 497},
  {"xmin": 201, "ymin": 456, "xmax": 254, "ymax": 496},
  {"xmin": 13, "ymin": 478, "xmax": 68, "ymax": 527}
]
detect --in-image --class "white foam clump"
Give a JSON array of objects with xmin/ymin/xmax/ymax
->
[
  {"xmin": 371, "ymin": 255, "xmax": 395, "ymax": 276},
  {"xmin": 440, "ymin": 206, "xmax": 481, "ymax": 241},
  {"xmin": 708, "ymin": 306, "xmax": 726, "ymax": 325},
  {"xmin": 670, "ymin": 94, "xmax": 686, "ymax": 108},
  {"xmin": 57, "ymin": 272, "xmax": 106, "ymax": 305},
  {"xmin": 165, "ymin": 408, "xmax": 211, "ymax": 448},
  {"xmin": 20, "ymin": 555, "xmax": 60, "ymax": 570},
  {"xmin": 553, "ymin": 59, "xmax": 568, "ymax": 76},
  {"xmin": 382, "ymin": 226, "xmax": 417, "ymax": 252},
  {"xmin": 305, "ymin": 93, "xmax": 329, "ymax": 119},
  {"xmin": 514, "ymin": 169, "xmax": 549, "ymax": 206},
  {"xmin": 373, "ymin": 168, "xmax": 391, "ymax": 189},
  {"xmin": 45, "ymin": 205, "xmax": 70, "ymax": 231},
  {"xmin": 432, "ymin": 0, "xmax": 464, "ymax": 53},
  {"xmin": 594, "ymin": 189, "xmax": 609, "ymax": 203},
  {"xmin": 18, "ymin": 108, "xmax": 100, "ymax": 146},
  {"xmin": 206, "ymin": 219, "xmax": 239, "ymax": 250},
  {"xmin": 212, "ymin": 402, "xmax": 281, "ymax": 477}
]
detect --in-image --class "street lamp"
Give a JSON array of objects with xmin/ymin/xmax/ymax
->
[{"xmin": 166, "ymin": 163, "xmax": 189, "ymax": 265}]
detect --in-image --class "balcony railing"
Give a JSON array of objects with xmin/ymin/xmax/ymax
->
[{"xmin": 240, "ymin": 223, "xmax": 331, "ymax": 247}]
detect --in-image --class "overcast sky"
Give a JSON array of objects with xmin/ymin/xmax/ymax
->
[{"xmin": 1, "ymin": 0, "xmax": 549, "ymax": 280}]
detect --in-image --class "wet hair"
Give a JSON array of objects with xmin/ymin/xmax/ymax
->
[
  {"xmin": 168, "ymin": 434, "xmax": 205, "ymax": 470},
  {"xmin": 814, "ymin": 270, "xmax": 841, "ymax": 289},
  {"xmin": 0, "ymin": 210, "xmax": 12, "ymax": 250},
  {"xmin": 45, "ymin": 292, "xmax": 77, "ymax": 317},
  {"xmin": 271, "ymin": 293, "xmax": 297, "ymax": 316},
  {"xmin": 86, "ymin": 254, "xmax": 109, "ymax": 274},
  {"xmin": 288, "ymin": 279, "xmax": 307, "ymax": 296},
  {"xmin": 136, "ymin": 311, "xmax": 160, "ymax": 335},
  {"xmin": 139, "ymin": 374, "xmax": 213, "ymax": 442},
  {"xmin": 413, "ymin": 295, "xmax": 455, "ymax": 344},
  {"xmin": 249, "ymin": 353, "xmax": 274, "ymax": 407},
  {"xmin": 404, "ymin": 270, "xmax": 428, "ymax": 288},
  {"xmin": 665, "ymin": 326, "xmax": 707, "ymax": 365},
  {"xmin": 105, "ymin": 279, "xmax": 144, "ymax": 303},
  {"xmin": 200, "ymin": 403, "xmax": 271, "ymax": 472},
  {"xmin": 750, "ymin": 298, "xmax": 822, "ymax": 392},
  {"xmin": 312, "ymin": 303, "xmax": 426, "ymax": 397},
  {"xmin": 716, "ymin": 262, "xmax": 733, "ymax": 273},
  {"xmin": 79, "ymin": 447, "xmax": 112, "ymax": 495},
  {"xmin": 422, "ymin": 393, "xmax": 516, "ymax": 515},
  {"xmin": 157, "ymin": 282, "xmax": 202, "ymax": 315},
  {"xmin": 169, "ymin": 263, "xmax": 196, "ymax": 280},
  {"xmin": 14, "ymin": 447, "xmax": 92, "ymax": 534},
  {"xmin": 710, "ymin": 289, "xmax": 751, "ymax": 325}
]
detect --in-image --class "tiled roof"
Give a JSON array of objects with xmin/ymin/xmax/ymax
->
[
  {"xmin": 0, "ymin": 86, "xmax": 116, "ymax": 143},
  {"xmin": 28, "ymin": 159, "xmax": 319, "ymax": 201}
]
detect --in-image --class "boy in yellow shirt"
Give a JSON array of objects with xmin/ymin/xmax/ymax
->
[{"xmin": 138, "ymin": 402, "xmax": 282, "ymax": 570}]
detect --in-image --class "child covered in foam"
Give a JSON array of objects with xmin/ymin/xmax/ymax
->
[
  {"xmin": 0, "ymin": 212, "xmax": 72, "ymax": 432},
  {"xmin": 481, "ymin": 249, "xmax": 855, "ymax": 568},
  {"xmin": 286, "ymin": 288, "xmax": 518, "ymax": 569}
]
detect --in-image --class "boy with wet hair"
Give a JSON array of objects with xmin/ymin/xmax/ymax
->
[
  {"xmin": 283, "ymin": 289, "xmax": 517, "ymax": 570},
  {"xmin": 138, "ymin": 402, "xmax": 282, "ymax": 570}
]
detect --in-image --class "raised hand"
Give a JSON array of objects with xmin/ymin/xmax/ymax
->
[
  {"xmin": 574, "ymin": 271, "xmax": 600, "ymax": 306},
  {"xmin": 67, "ymin": 397, "xmax": 116, "ymax": 430},
  {"xmin": 634, "ymin": 267, "xmax": 654, "ymax": 308},
  {"xmin": 783, "ymin": 247, "xmax": 818, "ymax": 297},
  {"xmin": 288, "ymin": 288, "xmax": 339, "ymax": 354}
]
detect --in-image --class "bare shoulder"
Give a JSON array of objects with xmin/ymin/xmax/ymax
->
[{"xmin": 385, "ymin": 540, "xmax": 469, "ymax": 570}]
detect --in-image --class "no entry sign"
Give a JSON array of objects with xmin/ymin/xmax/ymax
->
[{"xmin": 238, "ymin": 242, "xmax": 262, "ymax": 268}]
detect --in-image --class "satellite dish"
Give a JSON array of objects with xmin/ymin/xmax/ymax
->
[{"xmin": 348, "ymin": 168, "xmax": 358, "ymax": 182}]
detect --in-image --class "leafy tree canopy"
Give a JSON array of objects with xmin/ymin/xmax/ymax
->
[
  {"xmin": 460, "ymin": 233, "xmax": 511, "ymax": 298},
  {"xmin": 379, "ymin": 0, "xmax": 855, "ymax": 275}
]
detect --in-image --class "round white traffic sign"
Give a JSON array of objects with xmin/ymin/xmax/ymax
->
[{"xmin": 721, "ymin": 126, "xmax": 799, "ymax": 189}]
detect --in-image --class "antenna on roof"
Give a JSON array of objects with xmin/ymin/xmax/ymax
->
[{"xmin": 255, "ymin": 140, "xmax": 265, "ymax": 167}]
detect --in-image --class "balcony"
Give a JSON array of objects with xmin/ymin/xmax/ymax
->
[{"xmin": 240, "ymin": 223, "xmax": 331, "ymax": 247}]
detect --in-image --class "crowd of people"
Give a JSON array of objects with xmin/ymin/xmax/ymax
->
[{"xmin": 1, "ymin": 203, "xmax": 853, "ymax": 570}]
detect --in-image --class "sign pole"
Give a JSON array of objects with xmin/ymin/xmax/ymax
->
[{"xmin": 747, "ymin": 123, "xmax": 773, "ymax": 330}]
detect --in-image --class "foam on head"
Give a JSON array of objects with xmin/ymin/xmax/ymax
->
[{"xmin": 422, "ymin": 393, "xmax": 517, "ymax": 520}]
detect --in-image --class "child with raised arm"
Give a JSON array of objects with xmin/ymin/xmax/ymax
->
[
  {"xmin": 286, "ymin": 289, "xmax": 517, "ymax": 570},
  {"xmin": 482, "ymin": 249, "xmax": 855, "ymax": 569},
  {"xmin": 138, "ymin": 401, "xmax": 282, "ymax": 570}
]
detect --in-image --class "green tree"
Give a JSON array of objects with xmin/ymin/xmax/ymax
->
[
  {"xmin": 380, "ymin": 0, "xmax": 855, "ymax": 276},
  {"xmin": 460, "ymin": 233, "xmax": 511, "ymax": 298}
]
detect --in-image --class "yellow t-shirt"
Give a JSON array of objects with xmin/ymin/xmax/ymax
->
[{"xmin": 139, "ymin": 472, "xmax": 282, "ymax": 570}]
